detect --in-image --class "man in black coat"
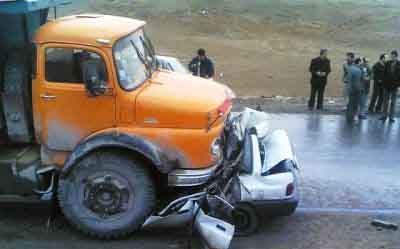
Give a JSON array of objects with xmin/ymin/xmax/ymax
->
[
  {"xmin": 188, "ymin": 48, "xmax": 215, "ymax": 79},
  {"xmin": 380, "ymin": 50, "xmax": 400, "ymax": 123},
  {"xmin": 308, "ymin": 49, "xmax": 331, "ymax": 110},
  {"xmin": 369, "ymin": 54, "xmax": 386, "ymax": 113}
]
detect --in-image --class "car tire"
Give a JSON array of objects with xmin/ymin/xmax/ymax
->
[
  {"xmin": 231, "ymin": 203, "xmax": 259, "ymax": 237},
  {"xmin": 283, "ymin": 201, "xmax": 298, "ymax": 216},
  {"xmin": 58, "ymin": 151, "xmax": 156, "ymax": 239}
]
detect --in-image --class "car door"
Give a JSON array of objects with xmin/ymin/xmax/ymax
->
[{"xmin": 37, "ymin": 44, "xmax": 115, "ymax": 151}]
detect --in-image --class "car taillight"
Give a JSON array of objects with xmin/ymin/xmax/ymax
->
[{"xmin": 286, "ymin": 183, "xmax": 294, "ymax": 196}]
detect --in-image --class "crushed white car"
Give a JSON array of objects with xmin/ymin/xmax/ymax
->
[
  {"xmin": 140, "ymin": 108, "xmax": 300, "ymax": 245},
  {"xmin": 223, "ymin": 108, "xmax": 300, "ymax": 235}
]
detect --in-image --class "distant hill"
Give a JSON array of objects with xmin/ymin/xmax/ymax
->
[
  {"xmin": 54, "ymin": 0, "xmax": 400, "ymax": 97},
  {"xmin": 63, "ymin": 0, "xmax": 400, "ymax": 36}
]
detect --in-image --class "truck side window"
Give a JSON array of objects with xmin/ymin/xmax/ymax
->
[{"xmin": 45, "ymin": 48, "xmax": 108, "ymax": 84}]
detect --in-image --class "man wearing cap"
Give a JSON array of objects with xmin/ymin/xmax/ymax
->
[
  {"xmin": 380, "ymin": 50, "xmax": 400, "ymax": 123},
  {"xmin": 308, "ymin": 49, "xmax": 331, "ymax": 110},
  {"xmin": 188, "ymin": 48, "xmax": 215, "ymax": 79}
]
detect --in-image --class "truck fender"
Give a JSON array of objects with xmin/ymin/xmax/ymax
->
[{"xmin": 61, "ymin": 131, "xmax": 176, "ymax": 178}]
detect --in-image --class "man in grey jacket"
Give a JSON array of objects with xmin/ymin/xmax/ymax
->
[
  {"xmin": 359, "ymin": 57, "xmax": 372, "ymax": 119},
  {"xmin": 342, "ymin": 52, "xmax": 355, "ymax": 108},
  {"xmin": 346, "ymin": 58, "xmax": 363, "ymax": 122}
]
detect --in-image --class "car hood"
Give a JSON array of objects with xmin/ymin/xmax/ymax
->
[{"xmin": 136, "ymin": 71, "xmax": 232, "ymax": 129}]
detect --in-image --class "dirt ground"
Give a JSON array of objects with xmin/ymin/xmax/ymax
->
[{"xmin": 77, "ymin": 0, "xmax": 400, "ymax": 98}]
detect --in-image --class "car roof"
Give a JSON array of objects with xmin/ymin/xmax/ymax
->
[{"xmin": 34, "ymin": 14, "xmax": 146, "ymax": 47}]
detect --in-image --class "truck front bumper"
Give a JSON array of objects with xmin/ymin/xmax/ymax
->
[{"xmin": 167, "ymin": 163, "xmax": 222, "ymax": 187}]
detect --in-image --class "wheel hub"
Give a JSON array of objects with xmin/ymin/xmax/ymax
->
[
  {"xmin": 232, "ymin": 209, "xmax": 250, "ymax": 230},
  {"xmin": 84, "ymin": 175, "xmax": 130, "ymax": 217}
]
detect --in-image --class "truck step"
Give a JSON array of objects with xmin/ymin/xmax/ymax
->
[
  {"xmin": 0, "ymin": 146, "xmax": 41, "ymax": 196},
  {"xmin": 0, "ymin": 146, "xmax": 40, "ymax": 164},
  {"xmin": 0, "ymin": 195, "xmax": 47, "ymax": 204}
]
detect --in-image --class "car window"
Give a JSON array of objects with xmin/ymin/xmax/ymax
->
[{"xmin": 45, "ymin": 48, "xmax": 107, "ymax": 84}]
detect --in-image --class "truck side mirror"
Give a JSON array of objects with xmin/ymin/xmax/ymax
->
[{"xmin": 82, "ymin": 60, "xmax": 108, "ymax": 97}]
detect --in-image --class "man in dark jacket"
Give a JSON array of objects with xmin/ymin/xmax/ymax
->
[
  {"xmin": 380, "ymin": 50, "xmax": 400, "ymax": 123},
  {"xmin": 188, "ymin": 48, "xmax": 215, "ymax": 79},
  {"xmin": 308, "ymin": 49, "xmax": 331, "ymax": 110},
  {"xmin": 369, "ymin": 54, "xmax": 386, "ymax": 113}
]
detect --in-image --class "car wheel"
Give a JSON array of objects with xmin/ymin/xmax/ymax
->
[
  {"xmin": 58, "ymin": 151, "xmax": 156, "ymax": 239},
  {"xmin": 231, "ymin": 203, "xmax": 259, "ymax": 237}
]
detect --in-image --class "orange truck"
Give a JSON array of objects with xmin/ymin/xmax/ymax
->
[{"xmin": 0, "ymin": 2, "xmax": 235, "ymax": 238}]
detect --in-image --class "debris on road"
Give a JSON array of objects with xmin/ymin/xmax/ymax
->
[{"xmin": 371, "ymin": 219, "xmax": 398, "ymax": 231}]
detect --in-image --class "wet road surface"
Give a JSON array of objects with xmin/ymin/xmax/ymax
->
[
  {"xmin": 267, "ymin": 113, "xmax": 400, "ymax": 210},
  {"xmin": 0, "ymin": 113, "xmax": 399, "ymax": 249}
]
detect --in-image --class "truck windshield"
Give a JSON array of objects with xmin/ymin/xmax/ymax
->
[{"xmin": 114, "ymin": 29, "xmax": 156, "ymax": 91}]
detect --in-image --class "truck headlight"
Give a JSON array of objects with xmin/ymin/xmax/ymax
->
[{"xmin": 210, "ymin": 138, "xmax": 222, "ymax": 158}]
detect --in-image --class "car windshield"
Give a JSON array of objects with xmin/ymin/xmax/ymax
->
[
  {"xmin": 114, "ymin": 29, "xmax": 156, "ymax": 91},
  {"xmin": 169, "ymin": 58, "xmax": 188, "ymax": 74}
]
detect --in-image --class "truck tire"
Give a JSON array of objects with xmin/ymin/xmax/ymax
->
[{"xmin": 58, "ymin": 151, "xmax": 156, "ymax": 239}]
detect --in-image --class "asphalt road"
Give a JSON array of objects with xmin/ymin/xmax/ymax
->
[
  {"xmin": 267, "ymin": 113, "xmax": 400, "ymax": 210},
  {"xmin": 0, "ymin": 113, "xmax": 399, "ymax": 249}
]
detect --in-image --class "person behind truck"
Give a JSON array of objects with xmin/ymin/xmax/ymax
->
[
  {"xmin": 369, "ymin": 54, "xmax": 387, "ymax": 113},
  {"xmin": 345, "ymin": 58, "xmax": 363, "ymax": 122},
  {"xmin": 188, "ymin": 48, "xmax": 215, "ymax": 79},
  {"xmin": 380, "ymin": 50, "xmax": 400, "ymax": 123},
  {"xmin": 359, "ymin": 57, "xmax": 372, "ymax": 119},
  {"xmin": 342, "ymin": 52, "xmax": 355, "ymax": 110},
  {"xmin": 308, "ymin": 48, "xmax": 331, "ymax": 111}
]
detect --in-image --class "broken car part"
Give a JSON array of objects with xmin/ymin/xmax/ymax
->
[{"xmin": 371, "ymin": 219, "xmax": 398, "ymax": 231}]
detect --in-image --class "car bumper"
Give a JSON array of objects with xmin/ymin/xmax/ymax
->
[
  {"xmin": 247, "ymin": 194, "xmax": 299, "ymax": 217},
  {"xmin": 249, "ymin": 185, "xmax": 300, "ymax": 217}
]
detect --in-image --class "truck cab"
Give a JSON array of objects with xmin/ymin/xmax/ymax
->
[{"xmin": 0, "ymin": 2, "xmax": 233, "ymax": 239}]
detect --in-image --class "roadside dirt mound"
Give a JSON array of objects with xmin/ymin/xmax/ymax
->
[{"xmin": 86, "ymin": 0, "xmax": 397, "ymax": 97}]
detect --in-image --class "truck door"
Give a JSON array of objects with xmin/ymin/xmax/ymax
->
[{"xmin": 36, "ymin": 44, "xmax": 115, "ymax": 151}]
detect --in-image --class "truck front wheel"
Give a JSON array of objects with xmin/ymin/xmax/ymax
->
[{"xmin": 58, "ymin": 151, "xmax": 156, "ymax": 239}]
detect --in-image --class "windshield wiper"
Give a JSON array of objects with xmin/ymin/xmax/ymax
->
[
  {"xmin": 130, "ymin": 40, "xmax": 151, "ymax": 77},
  {"xmin": 140, "ymin": 36, "xmax": 158, "ymax": 71}
]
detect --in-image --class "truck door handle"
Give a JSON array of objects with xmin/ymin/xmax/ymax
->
[{"xmin": 40, "ymin": 94, "xmax": 57, "ymax": 100}]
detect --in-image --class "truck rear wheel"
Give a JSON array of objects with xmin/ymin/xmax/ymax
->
[{"xmin": 58, "ymin": 151, "xmax": 156, "ymax": 239}]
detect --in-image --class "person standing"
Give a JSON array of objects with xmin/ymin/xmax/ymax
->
[
  {"xmin": 359, "ymin": 57, "xmax": 372, "ymax": 119},
  {"xmin": 308, "ymin": 49, "xmax": 331, "ymax": 110},
  {"xmin": 345, "ymin": 58, "xmax": 363, "ymax": 122},
  {"xmin": 369, "ymin": 54, "xmax": 387, "ymax": 113},
  {"xmin": 188, "ymin": 48, "xmax": 215, "ymax": 79},
  {"xmin": 380, "ymin": 50, "xmax": 400, "ymax": 123},
  {"xmin": 342, "ymin": 52, "xmax": 355, "ymax": 108}
]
